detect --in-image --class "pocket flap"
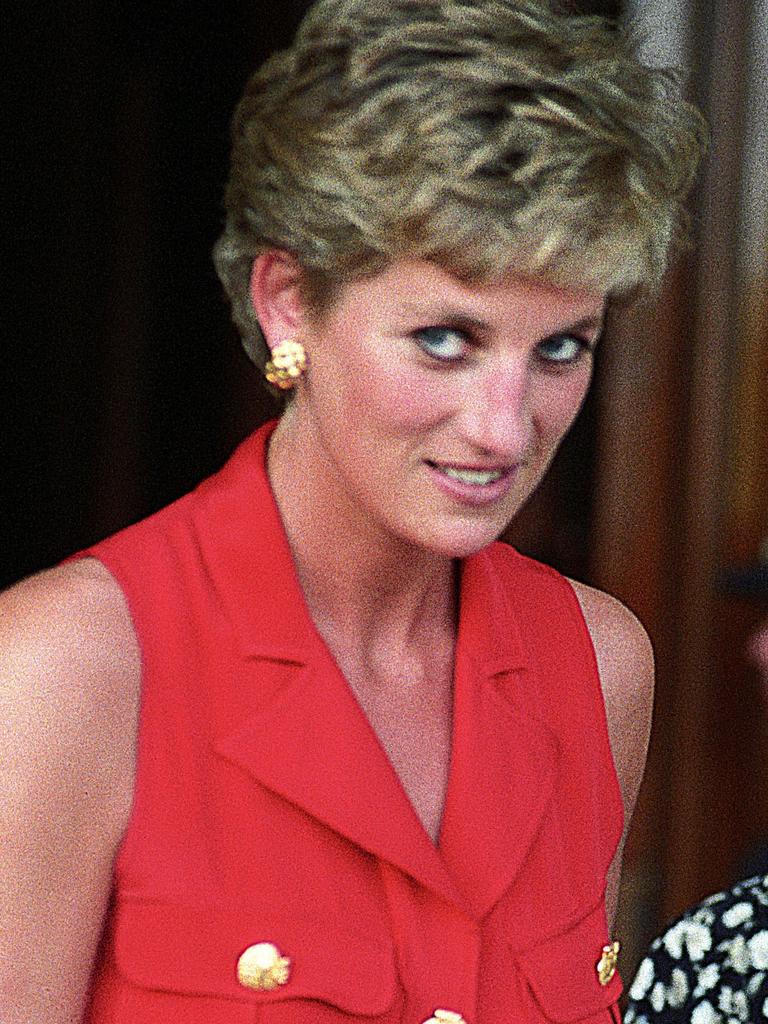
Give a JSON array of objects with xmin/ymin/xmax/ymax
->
[
  {"xmin": 113, "ymin": 897, "xmax": 397, "ymax": 1015},
  {"xmin": 514, "ymin": 901, "xmax": 623, "ymax": 1022}
]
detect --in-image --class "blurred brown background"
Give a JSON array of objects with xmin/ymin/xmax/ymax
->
[{"xmin": 5, "ymin": 0, "xmax": 767, "ymax": 986}]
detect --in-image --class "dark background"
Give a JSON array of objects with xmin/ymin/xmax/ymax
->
[{"xmin": 4, "ymin": 0, "xmax": 618, "ymax": 589}]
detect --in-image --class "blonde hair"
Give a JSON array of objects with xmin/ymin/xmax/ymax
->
[{"xmin": 213, "ymin": 0, "xmax": 707, "ymax": 367}]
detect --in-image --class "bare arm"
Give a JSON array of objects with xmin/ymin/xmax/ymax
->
[
  {"xmin": 0, "ymin": 560, "xmax": 140, "ymax": 1024},
  {"xmin": 570, "ymin": 580, "xmax": 655, "ymax": 929}
]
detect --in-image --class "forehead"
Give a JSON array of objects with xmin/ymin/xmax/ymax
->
[{"xmin": 328, "ymin": 259, "xmax": 607, "ymax": 329}]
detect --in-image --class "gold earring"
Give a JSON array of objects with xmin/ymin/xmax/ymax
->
[{"xmin": 264, "ymin": 340, "xmax": 307, "ymax": 390}]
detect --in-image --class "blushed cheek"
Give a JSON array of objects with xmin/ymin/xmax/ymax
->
[
  {"xmin": 539, "ymin": 374, "xmax": 591, "ymax": 440},
  {"xmin": 364, "ymin": 366, "xmax": 455, "ymax": 433}
]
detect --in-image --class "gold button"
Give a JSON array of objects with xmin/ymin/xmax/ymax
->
[
  {"xmin": 236, "ymin": 942, "xmax": 291, "ymax": 991},
  {"xmin": 596, "ymin": 941, "xmax": 620, "ymax": 986},
  {"xmin": 422, "ymin": 1011, "xmax": 467, "ymax": 1024}
]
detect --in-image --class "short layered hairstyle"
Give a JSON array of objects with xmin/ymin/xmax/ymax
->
[{"xmin": 213, "ymin": 0, "xmax": 708, "ymax": 368}]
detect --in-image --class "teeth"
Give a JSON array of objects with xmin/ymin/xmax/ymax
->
[{"xmin": 439, "ymin": 466, "xmax": 504, "ymax": 485}]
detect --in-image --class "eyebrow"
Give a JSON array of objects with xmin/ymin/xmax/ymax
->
[
  {"xmin": 396, "ymin": 303, "xmax": 606, "ymax": 337},
  {"xmin": 566, "ymin": 314, "xmax": 606, "ymax": 336}
]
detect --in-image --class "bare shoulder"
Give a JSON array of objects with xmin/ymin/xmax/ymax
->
[
  {"xmin": 568, "ymin": 579, "xmax": 654, "ymax": 714},
  {"xmin": 1, "ymin": 558, "xmax": 140, "ymax": 750},
  {"xmin": 567, "ymin": 579, "xmax": 654, "ymax": 804},
  {"xmin": 0, "ymin": 559, "xmax": 140, "ymax": 1021}
]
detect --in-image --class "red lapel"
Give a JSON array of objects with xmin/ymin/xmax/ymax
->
[
  {"xmin": 438, "ymin": 551, "xmax": 559, "ymax": 919},
  {"xmin": 198, "ymin": 421, "xmax": 560, "ymax": 920}
]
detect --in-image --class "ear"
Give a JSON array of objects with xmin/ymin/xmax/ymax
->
[{"xmin": 249, "ymin": 250, "xmax": 307, "ymax": 352}]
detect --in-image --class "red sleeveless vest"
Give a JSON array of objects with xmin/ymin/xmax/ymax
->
[{"xmin": 80, "ymin": 419, "xmax": 624, "ymax": 1024}]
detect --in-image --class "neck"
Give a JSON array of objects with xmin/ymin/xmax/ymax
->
[{"xmin": 266, "ymin": 413, "xmax": 457, "ymax": 660}]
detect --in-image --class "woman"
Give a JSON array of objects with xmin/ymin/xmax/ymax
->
[{"xmin": 0, "ymin": 1, "xmax": 705, "ymax": 1021}]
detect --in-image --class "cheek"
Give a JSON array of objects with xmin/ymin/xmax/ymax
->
[
  {"xmin": 534, "ymin": 371, "xmax": 591, "ymax": 437},
  {"xmin": 348, "ymin": 358, "xmax": 455, "ymax": 433}
]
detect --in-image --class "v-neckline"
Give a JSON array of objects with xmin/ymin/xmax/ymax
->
[{"xmin": 208, "ymin": 421, "xmax": 561, "ymax": 917}]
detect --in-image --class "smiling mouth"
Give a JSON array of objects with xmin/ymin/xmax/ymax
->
[{"xmin": 426, "ymin": 461, "xmax": 507, "ymax": 486}]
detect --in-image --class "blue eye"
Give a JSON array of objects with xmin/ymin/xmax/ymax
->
[
  {"xmin": 536, "ymin": 333, "xmax": 591, "ymax": 366},
  {"xmin": 415, "ymin": 327, "xmax": 467, "ymax": 362}
]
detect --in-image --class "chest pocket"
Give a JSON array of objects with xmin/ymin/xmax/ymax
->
[
  {"xmin": 513, "ymin": 900, "xmax": 623, "ymax": 1023},
  {"xmin": 103, "ymin": 897, "xmax": 403, "ymax": 1023}
]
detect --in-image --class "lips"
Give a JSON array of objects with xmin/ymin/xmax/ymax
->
[
  {"xmin": 424, "ymin": 459, "xmax": 519, "ymax": 508},
  {"xmin": 426, "ymin": 460, "xmax": 509, "ymax": 486}
]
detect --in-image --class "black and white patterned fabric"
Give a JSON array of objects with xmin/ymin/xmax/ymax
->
[{"xmin": 625, "ymin": 875, "xmax": 768, "ymax": 1023}]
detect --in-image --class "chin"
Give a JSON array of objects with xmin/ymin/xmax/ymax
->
[{"xmin": 411, "ymin": 520, "xmax": 507, "ymax": 560}]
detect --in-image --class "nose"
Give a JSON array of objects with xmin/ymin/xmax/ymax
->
[{"xmin": 457, "ymin": 360, "xmax": 534, "ymax": 461}]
